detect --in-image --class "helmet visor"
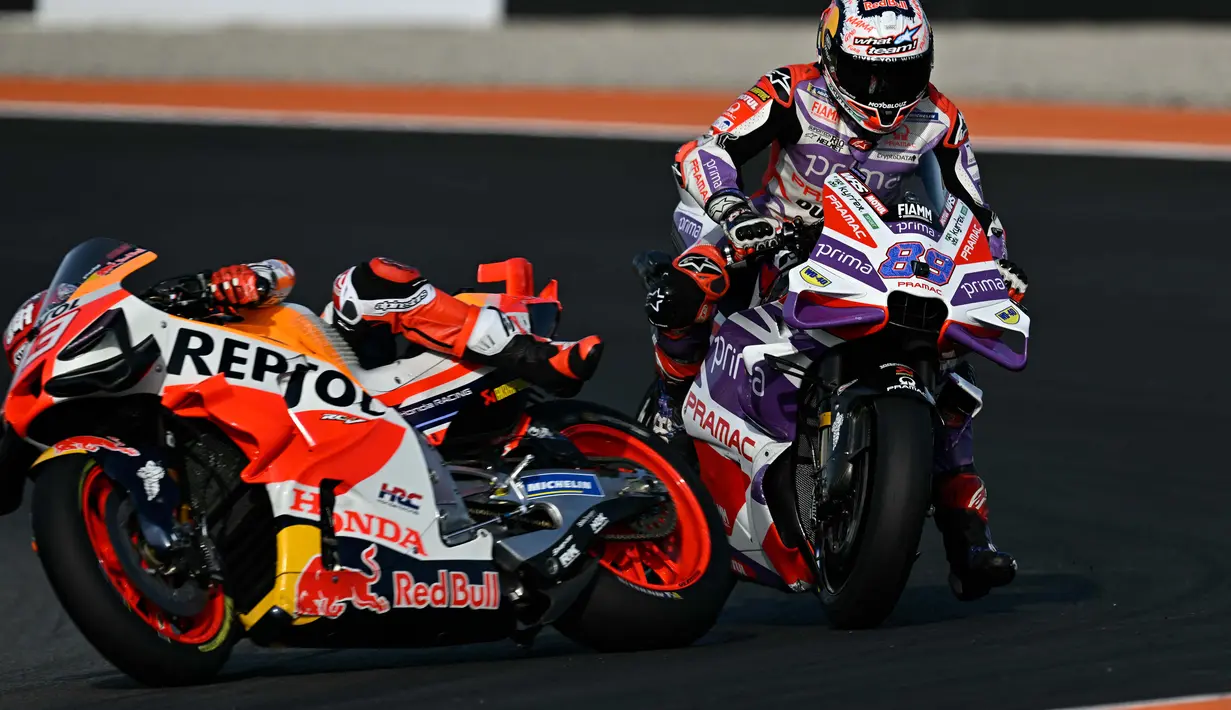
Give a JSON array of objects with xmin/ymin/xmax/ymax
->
[{"xmin": 830, "ymin": 48, "xmax": 932, "ymax": 109}]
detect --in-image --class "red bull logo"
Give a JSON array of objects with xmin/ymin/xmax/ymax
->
[
  {"xmin": 392, "ymin": 570, "xmax": 501, "ymax": 610},
  {"xmin": 53, "ymin": 436, "xmax": 140, "ymax": 457},
  {"xmin": 295, "ymin": 543, "xmax": 391, "ymax": 618}
]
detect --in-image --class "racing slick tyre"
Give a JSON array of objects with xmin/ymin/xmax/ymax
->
[
  {"xmin": 818, "ymin": 397, "xmax": 933, "ymax": 629},
  {"xmin": 530, "ymin": 401, "xmax": 733, "ymax": 651},
  {"xmin": 30, "ymin": 453, "xmax": 238, "ymax": 686}
]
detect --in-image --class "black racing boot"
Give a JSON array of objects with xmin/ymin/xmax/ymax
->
[{"xmin": 934, "ymin": 471, "xmax": 1017, "ymax": 601}]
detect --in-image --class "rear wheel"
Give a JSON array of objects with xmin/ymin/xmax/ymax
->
[
  {"xmin": 818, "ymin": 397, "xmax": 933, "ymax": 629},
  {"xmin": 31, "ymin": 454, "xmax": 237, "ymax": 686},
  {"xmin": 533, "ymin": 402, "xmax": 733, "ymax": 651}
]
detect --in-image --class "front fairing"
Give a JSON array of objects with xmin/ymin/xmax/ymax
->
[
  {"xmin": 780, "ymin": 171, "xmax": 1029, "ymax": 370},
  {"xmin": 4, "ymin": 239, "xmax": 160, "ymax": 437}
]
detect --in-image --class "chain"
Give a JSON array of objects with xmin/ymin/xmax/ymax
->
[{"xmin": 599, "ymin": 502, "xmax": 678, "ymax": 541}]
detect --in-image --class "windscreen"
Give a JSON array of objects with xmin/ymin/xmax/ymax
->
[
  {"xmin": 8, "ymin": 239, "xmax": 157, "ymax": 387},
  {"xmin": 34, "ymin": 238, "xmax": 154, "ymax": 329}
]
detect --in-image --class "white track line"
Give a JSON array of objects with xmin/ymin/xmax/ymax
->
[
  {"xmin": 1052, "ymin": 691, "xmax": 1231, "ymax": 710},
  {"xmin": 2, "ymin": 99, "xmax": 1231, "ymax": 162}
]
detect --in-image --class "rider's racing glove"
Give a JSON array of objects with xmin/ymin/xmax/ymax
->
[
  {"xmin": 995, "ymin": 259, "xmax": 1028, "ymax": 303},
  {"xmin": 463, "ymin": 306, "xmax": 603, "ymax": 398},
  {"xmin": 705, "ymin": 191, "xmax": 782, "ymax": 262},
  {"xmin": 209, "ymin": 264, "xmax": 268, "ymax": 306},
  {"xmin": 644, "ymin": 244, "xmax": 730, "ymax": 330}
]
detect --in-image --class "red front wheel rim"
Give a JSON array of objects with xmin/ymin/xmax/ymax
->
[
  {"xmin": 79, "ymin": 465, "xmax": 227, "ymax": 644},
  {"xmin": 561, "ymin": 424, "xmax": 711, "ymax": 592}
]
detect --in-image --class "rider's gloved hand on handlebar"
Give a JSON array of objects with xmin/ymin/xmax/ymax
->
[
  {"xmin": 995, "ymin": 259, "xmax": 1028, "ymax": 303},
  {"xmin": 706, "ymin": 192, "xmax": 782, "ymax": 262},
  {"xmin": 462, "ymin": 307, "xmax": 603, "ymax": 398},
  {"xmin": 209, "ymin": 265, "xmax": 268, "ymax": 306}
]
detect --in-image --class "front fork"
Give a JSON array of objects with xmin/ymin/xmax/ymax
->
[
  {"xmin": 30, "ymin": 419, "xmax": 221, "ymax": 616},
  {"xmin": 764, "ymin": 347, "xmax": 941, "ymax": 569}
]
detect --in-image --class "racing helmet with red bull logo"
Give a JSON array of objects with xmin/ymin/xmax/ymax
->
[
  {"xmin": 817, "ymin": 0, "xmax": 934, "ymax": 135},
  {"xmin": 4, "ymin": 290, "xmax": 46, "ymax": 373}
]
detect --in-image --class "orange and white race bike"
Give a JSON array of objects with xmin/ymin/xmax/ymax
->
[{"xmin": 0, "ymin": 238, "xmax": 732, "ymax": 686}]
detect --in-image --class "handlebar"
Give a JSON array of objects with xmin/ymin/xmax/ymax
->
[{"xmin": 141, "ymin": 270, "xmax": 271, "ymax": 318}]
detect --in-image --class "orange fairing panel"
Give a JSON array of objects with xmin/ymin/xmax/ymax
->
[
  {"xmin": 200, "ymin": 306, "xmax": 358, "ymax": 379},
  {"xmin": 4, "ymin": 289, "xmax": 129, "ymax": 438},
  {"xmin": 454, "ymin": 293, "xmax": 501, "ymax": 309},
  {"xmin": 262, "ymin": 410, "xmax": 405, "ymax": 490},
  {"xmin": 74, "ymin": 250, "xmax": 158, "ymax": 299},
  {"xmin": 160, "ymin": 311, "xmax": 405, "ymax": 489},
  {"xmin": 162, "ymin": 378, "xmax": 298, "ymax": 481},
  {"xmin": 163, "ymin": 376, "xmax": 406, "ymax": 490}
]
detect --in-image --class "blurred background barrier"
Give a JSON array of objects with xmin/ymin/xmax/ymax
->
[
  {"xmin": 0, "ymin": 2, "xmax": 1226, "ymax": 109},
  {"xmin": 4, "ymin": 0, "xmax": 502, "ymax": 26},
  {"xmin": 5, "ymin": 0, "xmax": 1230, "ymax": 21},
  {"xmin": 506, "ymin": 0, "xmax": 1231, "ymax": 20}
]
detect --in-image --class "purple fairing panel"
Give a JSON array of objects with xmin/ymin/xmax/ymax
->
[
  {"xmin": 808, "ymin": 234, "xmax": 887, "ymax": 293},
  {"xmin": 750, "ymin": 461, "xmax": 769, "ymax": 505},
  {"xmin": 950, "ymin": 268, "xmax": 1008, "ymax": 307},
  {"xmin": 889, "ymin": 219, "xmax": 940, "ymax": 243},
  {"xmin": 945, "ymin": 323, "xmax": 1028, "ymax": 371},
  {"xmin": 783, "ymin": 291, "xmax": 886, "ymax": 332},
  {"xmin": 706, "ymin": 311, "xmax": 801, "ymax": 444},
  {"xmin": 736, "ymin": 355, "xmax": 799, "ymax": 442},
  {"xmin": 703, "ymin": 318, "xmax": 769, "ymax": 419}
]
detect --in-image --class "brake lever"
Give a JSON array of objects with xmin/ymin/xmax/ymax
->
[{"xmin": 142, "ymin": 272, "xmax": 218, "ymax": 316}]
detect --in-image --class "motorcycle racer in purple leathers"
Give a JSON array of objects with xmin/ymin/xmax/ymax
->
[{"xmin": 644, "ymin": 0, "xmax": 1026, "ymax": 600}]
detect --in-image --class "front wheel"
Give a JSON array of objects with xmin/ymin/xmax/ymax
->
[
  {"xmin": 31, "ymin": 453, "xmax": 237, "ymax": 686},
  {"xmin": 531, "ymin": 401, "xmax": 734, "ymax": 651},
  {"xmin": 818, "ymin": 397, "xmax": 934, "ymax": 629}
]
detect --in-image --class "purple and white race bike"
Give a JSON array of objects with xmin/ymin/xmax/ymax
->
[{"xmin": 636, "ymin": 169, "xmax": 1030, "ymax": 628}]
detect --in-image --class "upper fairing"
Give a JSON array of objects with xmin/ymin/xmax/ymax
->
[{"xmin": 784, "ymin": 171, "xmax": 1029, "ymax": 356}]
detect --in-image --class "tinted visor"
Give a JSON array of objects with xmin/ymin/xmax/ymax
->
[{"xmin": 831, "ymin": 48, "xmax": 932, "ymax": 108}]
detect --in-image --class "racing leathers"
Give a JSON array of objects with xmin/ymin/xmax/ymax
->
[
  {"xmin": 207, "ymin": 257, "xmax": 602, "ymax": 397},
  {"xmin": 650, "ymin": 64, "xmax": 1021, "ymax": 599}
]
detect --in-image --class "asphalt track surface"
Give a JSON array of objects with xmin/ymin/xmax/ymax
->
[{"xmin": 0, "ymin": 118, "xmax": 1229, "ymax": 710}]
